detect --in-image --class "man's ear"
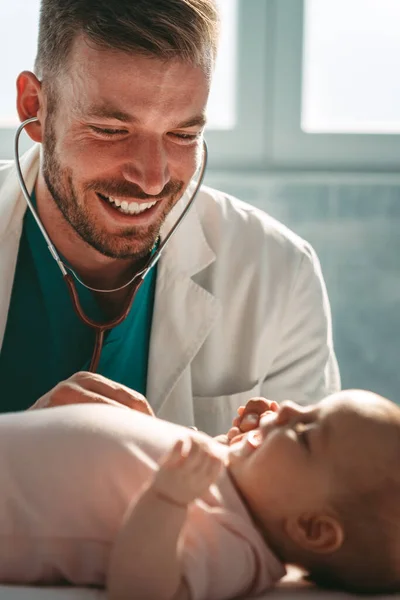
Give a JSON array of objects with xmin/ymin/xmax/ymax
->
[
  {"xmin": 16, "ymin": 71, "xmax": 44, "ymax": 143},
  {"xmin": 285, "ymin": 512, "xmax": 344, "ymax": 555}
]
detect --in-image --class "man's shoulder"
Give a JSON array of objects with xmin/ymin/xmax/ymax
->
[
  {"xmin": 197, "ymin": 184, "xmax": 313, "ymax": 263},
  {"xmin": 0, "ymin": 160, "xmax": 14, "ymax": 178},
  {"xmin": 0, "ymin": 146, "xmax": 39, "ymax": 192},
  {"xmin": 0, "ymin": 160, "xmax": 16, "ymax": 192}
]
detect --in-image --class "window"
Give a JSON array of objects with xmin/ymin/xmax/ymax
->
[
  {"xmin": 0, "ymin": 2, "xmax": 41, "ymax": 128},
  {"xmin": 302, "ymin": 0, "xmax": 400, "ymax": 134},
  {"xmin": 207, "ymin": 0, "xmax": 238, "ymax": 130},
  {"xmin": 205, "ymin": 0, "xmax": 271, "ymax": 169},
  {"xmin": 0, "ymin": 1, "xmax": 41, "ymax": 159},
  {"xmin": 271, "ymin": 0, "xmax": 400, "ymax": 169}
]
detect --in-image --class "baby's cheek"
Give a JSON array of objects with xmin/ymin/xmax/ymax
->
[{"xmin": 259, "ymin": 436, "xmax": 295, "ymax": 475}]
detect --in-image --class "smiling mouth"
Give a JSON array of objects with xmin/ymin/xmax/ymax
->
[{"xmin": 97, "ymin": 193, "xmax": 158, "ymax": 215}]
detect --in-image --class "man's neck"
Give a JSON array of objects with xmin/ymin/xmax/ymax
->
[{"xmin": 34, "ymin": 176, "xmax": 144, "ymax": 291}]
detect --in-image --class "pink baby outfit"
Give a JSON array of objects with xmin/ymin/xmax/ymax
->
[{"xmin": 0, "ymin": 404, "xmax": 285, "ymax": 600}]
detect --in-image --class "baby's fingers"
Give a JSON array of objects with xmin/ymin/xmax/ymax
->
[
  {"xmin": 227, "ymin": 426, "xmax": 241, "ymax": 441},
  {"xmin": 239, "ymin": 413, "xmax": 260, "ymax": 432},
  {"xmin": 206, "ymin": 455, "xmax": 223, "ymax": 479},
  {"xmin": 237, "ymin": 398, "xmax": 279, "ymax": 432},
  {"xmin": 160, "ymin": 439, "xmax": 186, "ymax": 468},
  {"xmin": 233, "ymin": 406, "xmax": 245, "ymax": 426},
  {"xmin": 184, "ymin": 441, "xmax": 221, "ymax": 474},
  {"xmin": 195, "ymin": 453, "xmax": 223, "ymax": 487},
  {"xmin": 244, "ymin": 398, "xmax": 279, "ymax": 415}
]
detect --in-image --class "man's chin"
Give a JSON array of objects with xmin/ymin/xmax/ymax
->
[
  {"xmin": 75, "ymin": 222, "xmax": 159, "ymax": 260},
  {"xmin": 90, "ymin": 243, "xmax": 156, "ymax": 261}
]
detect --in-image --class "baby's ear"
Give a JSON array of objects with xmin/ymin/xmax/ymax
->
[{"xmin": 284, "ymin": 512, "xmax": 344, "ymax": 554}]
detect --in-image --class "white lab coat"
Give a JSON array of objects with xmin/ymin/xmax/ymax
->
[{"xmin": 0, "ymin": 146, "xmax": 340, "ymax": 435}]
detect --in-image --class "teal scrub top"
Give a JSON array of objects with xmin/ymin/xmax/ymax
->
[{"xmin": 0, "ymin": 193, "xmax": 158, "ymax": 412}]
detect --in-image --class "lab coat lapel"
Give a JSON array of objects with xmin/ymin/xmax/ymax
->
[
  {"xmin": 0, "ymin": 145, "xmax": 38, "ymax": 350},
  {"xmin": 146, "ymin": 191, "xmax": 220, "ymax": 414}
]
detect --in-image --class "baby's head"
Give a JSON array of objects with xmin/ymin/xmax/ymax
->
[{"xmin": 228, "ymin": 390, "xmax": 400, "ymax": 593}]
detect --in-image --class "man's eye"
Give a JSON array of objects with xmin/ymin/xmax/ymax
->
[
  {"xmin": 170, "ymin": 132, "xmax": 200, "ymax": 143},
  {"xmin": 90, "ymin": 126, "xmax": 127, "ymax": 137}
]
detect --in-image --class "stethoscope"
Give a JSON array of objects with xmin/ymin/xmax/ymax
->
[{"xmin": 14, "ymin": 116, "xmax": 208, "ymax": 372}]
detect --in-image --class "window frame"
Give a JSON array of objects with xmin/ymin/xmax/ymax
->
[
  {"xmin": 270, "ymin": 0, "xmax": 400, "ymax": 171},
  {"xmin": 205, "ymin": 0, "xmax": 274, "ymax": 170}
]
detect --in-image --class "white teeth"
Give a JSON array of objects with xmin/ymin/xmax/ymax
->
[
  {"xmin": 129, "ymin": 202, "xmax": 139, "ymax": 214},
  {"xmin": 105, "ymin": 196, "xmax": 157, "ymax": 215}
]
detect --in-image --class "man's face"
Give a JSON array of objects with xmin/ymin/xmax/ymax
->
[
  {"xmin": 40, "ymin": 35, "xmax": 210, "ymax": 259},
  {"xmin": 228, "ymin": 391, "xmax": 400, "ymax": 525}
]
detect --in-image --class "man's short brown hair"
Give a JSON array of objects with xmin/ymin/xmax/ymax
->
[{"xmin": 35, "ymin": 0, "xmax": 220, "ymax": 81}]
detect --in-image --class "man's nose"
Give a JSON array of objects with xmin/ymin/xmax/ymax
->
[{"xmin": 121, "ymin": 137, "xmax": 171, "ymax": 196}]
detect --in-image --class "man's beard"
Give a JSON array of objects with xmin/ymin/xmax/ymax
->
[{"xmin": 41, "ymin": 118, "xmax": 185, "ymax": 260}]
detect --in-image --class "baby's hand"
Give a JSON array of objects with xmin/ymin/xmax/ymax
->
[
  {"xmin": 152, "ymin": 438, "xmax": 223, "ymax": 507},
  {"xmin": 227, "ymin": 397, "xmax": 279, "ymax": 445}
]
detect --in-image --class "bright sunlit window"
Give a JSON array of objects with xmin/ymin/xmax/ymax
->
[
  {"xmin": 207, "ymin": 0, "xmax": 238, "ymax": 130},
  {"xmin": 0, "ymin": 0, "xmax": 237, "ymax": 130},
  {"xmin": 302, "ymin": 0, "xmax": 400, "ymax": 133},
  {"xmin": 0, "ymin": 1, "xmax": 40, "ymax": 127}
]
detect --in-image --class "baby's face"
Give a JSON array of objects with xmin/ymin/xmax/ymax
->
[{"xmin": 228, "ymin": 390, "xmax": 400, "ymax": 527}]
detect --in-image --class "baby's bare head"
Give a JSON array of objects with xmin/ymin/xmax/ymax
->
[{"xmin": 306, "ymin": 391, "xmax": 400, "ymax": 593}]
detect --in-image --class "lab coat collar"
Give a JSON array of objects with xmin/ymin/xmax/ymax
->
[
  {"xmin": 0, "ymin": 144, "xmax": 38, "ymax": 350},
  {"xmin": 159, "ymin": 180, "xmax": 216, "ymax": 277},
  {"xmin": 0, "ymin": 143, "xmax": 38, "ymax": 238}
]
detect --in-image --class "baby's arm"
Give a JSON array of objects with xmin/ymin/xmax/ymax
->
[{"xmin": 107, "ymin": 438, "xmax": 223, "ymax": 600}]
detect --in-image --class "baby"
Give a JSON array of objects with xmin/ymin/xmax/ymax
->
[
  {"xmin": 0, "ymin": 389, "xmax": 398, "ymax": 600},
  {"xmin": 227, "ymin": 391, "xmax": 400, "ymax": 595}
]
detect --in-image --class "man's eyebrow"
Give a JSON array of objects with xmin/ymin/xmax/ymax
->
[
  {"xmin": 82, "ymin": 106, "xmax": 206, "ymax": 129},
  {"xmin": 84, "ymin": 105, "xmax": 137, "ymax": 123},
  {"xmin": 175, "ymin": 115, "xmax": 207, "ymax": 129}
]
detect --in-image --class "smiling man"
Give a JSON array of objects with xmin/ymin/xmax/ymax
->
[{"xmin": 0, "ymin": 0, "xmax": 340, "ymax": 435}]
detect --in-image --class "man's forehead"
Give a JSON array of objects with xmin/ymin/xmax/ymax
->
[
  {"xmin": 61, "ymin": 49, "xmax": 210, "ymax": 122},
  {"xmin": 67, "ymin": 33, "xmax": 211, "ymax": 82}
]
